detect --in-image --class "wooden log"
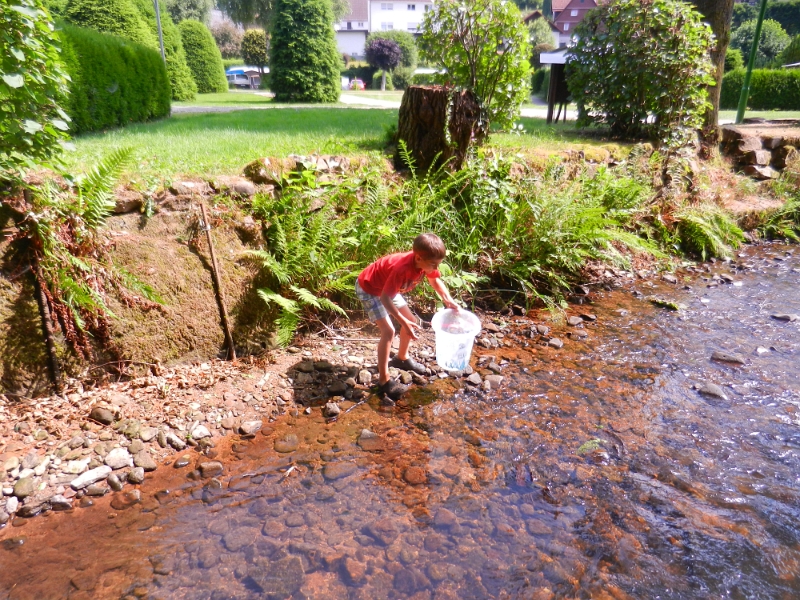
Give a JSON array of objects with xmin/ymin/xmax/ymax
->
[
  {"xmin": 200, "ymin": 203, "xmax": 236, "ymax": 361},
  {"xmin": 31, "ymin": 263, "xmax": 63, "ymax": 393},
  {"xmin": 394, "ymin": 85, "xmax": 482, "ymax": 174}
]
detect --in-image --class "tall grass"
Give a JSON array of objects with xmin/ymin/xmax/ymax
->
[{"xmin": 245, "ymin": 147, "xmax": 744, "ymax": 344}]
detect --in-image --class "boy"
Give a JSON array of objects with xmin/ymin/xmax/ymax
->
[{"xmin": 356, "ymin": 233, "xmax": 459, "ymax": 401}]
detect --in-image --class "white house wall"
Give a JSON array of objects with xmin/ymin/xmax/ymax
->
[
  {"xmin": 337, "ymin": 31, "xmax": 369, "ymax": 56},
  {"xmin": 369, "ymin": 1, "xmax": 432, "ymax": 34}
]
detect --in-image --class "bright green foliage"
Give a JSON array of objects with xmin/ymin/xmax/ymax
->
[
  {"xmin": 674, "ymin": 205, "xmax": 745, "ymax": 260},
  {"xmin": 732, "ymin": 2, "xmax": 757, "ymax": 29},
  {"xmin": 731, "ymin": 19, "xmax": 791, "ymax": 67},
  {"xmin": 528, "ymin": 16, "xmax": 553, "ymax": 47},
  {"xmin": 41, "ymin": 0, "xmax": 67, "ymax": 15},
  {"xmin": 370, "ymin": 70, "xmax": 393, "ymax": 90},
  {"xmin": 241, "ymin": 28, "xmax": 267, "ymax": 70},
  {"xmin": 132, "ymin": 0, "xmax": 197, "ymax": 102},
  {"xmin": 779, "ymin": 34, "xmax": 800, "ymax": 66},
  {"xmin": 269, "ymin": 0, "xmax": 340, "ymax": 103},
  {"xmin": 567, "ymin": 0, "xmax": 714, "ymax": 146},
  {"xmin": 1, "ymin": 0, "xmax": 71, "ymax": 186},
  {"xmin": 760, "ymin": 192, "xmax": 800, "ymax": 241},
  {"xmin": 720, "ymin": 68, "xmax": 800, "ymax": 110},
  {"xmin": 768, "ymin": 0, "xmax": 800, "ymax": 37},
  {"xmin": 64, "ymin": 0, "xmax": 155, "ymax": 48},
  {"xmin": 165, "ymin": 0, "xmax": 212, "ymax": 24},
  {"xmin": 419, "ymin": 0, "xmax": 531, "ymax": 134},
  {"xmin": 366, "ymin": 30, "xmax": 418, "ymax": 69},
  {"xmin": 724, "ymin": 47, "xmax": 744, "ymax": 72},
  {"xmin": 179, "ymin": 20, "xmax": 228, "ymax": 93},
  {"xmin": 392, "ymin": 66, "xmax": 414, "ymax": 90},
  {"xmin": 59, "ymin": 24, "xmax": 171, "ymax": 133}
]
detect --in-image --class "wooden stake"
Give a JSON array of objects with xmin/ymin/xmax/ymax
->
[
  {"xmin": 200, "ymin": 203, "xmax": 236, "ymax": 360},
  {"xmin": 31, "ymin": 264, "xmax": 63, "ymax": 393}
]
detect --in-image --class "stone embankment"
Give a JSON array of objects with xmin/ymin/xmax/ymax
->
[{"xmin": 721, "ymin": 120, "xmax": 800, "ymax": 180}]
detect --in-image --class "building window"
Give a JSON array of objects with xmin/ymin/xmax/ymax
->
[
  {"xmin": 570, "ymin": 9, "xmax": 578, "ymax": 16},
  {"xmin": 563, "ymin": 23, "xmax": 569, "ymax": 31},
  {"xmin": 408, "ymin": 22, "xmax": 418, "ymax": 31},
  {"xmin": 408, "ymin": 3, "xmax": 416, "ymax": 9},
  {"xmin": 381, "ymin": 22, "xmax": 394, "ymax": 30},
  {"xmin": 357, "ymin": 22, "xmax": 364, "ymax": 27},
  {"xmin": 381, "ymin": 3, "xmax": 393, "ymax": 9},
  {"xmin": 424, "ymin": 4, "xmax": 431, "ymax": 11},
  {"xmin": 347, "ymin": 21, "xmax": 352, "ymax": 29}
]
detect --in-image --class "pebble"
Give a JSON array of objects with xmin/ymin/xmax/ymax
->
[
  {"xmin": 770, "ymin": 313, "xmax": 798, "ymax": 322},
  {"xmin": 548, "ymin": 338, "xmax": 564, "ymax": 349},
  {"xmin": 190, "ymin": 425, "xmax": 211, "ymax": 440},
  {"xmin": 567, "ymin": 316, "xmax": 584, "ymax": 326},
  {"xmin": 199, "ymin": 461, "xmax": 224, "ymax": 478},
  {"xmin": 323, "ymin": 402, "xmax": 341, "ymax": 418},
  {"xmin": 133, "ymin": 451, "xmax": 157, "ymax": 471},
  {"xmin": 166, "ymin": 433, "xmax": 187, "ymax": 451},
  {"xmin": 404, "ymin": 466, "xmax": 427, "ymax": 485},
  {"xmin": 64, "ymin": 460, "xmax": 89, "ymax": 475},
  {"xmin": 484, "ymin": 375, "xmax": 504, "ymax": 391},
  {"xmin": 239, "ymin": 421, "xmax": 263, "ymax": 435},
  {"xmin": 70, "ymin": 466, "xmax": 112, "ymax": 490},
  {"xmin": 85, "ymin": 484, "xmax": 108, "ymax": 497},
  {"xmin": 104, "ymin": 448, "xmax": 133, "ymax": 469},
  {"xmin": 711, "ymin": 351, "xmax": 746, "ymax": 365},
  {"xmin": 12, "ymin": 478, "xmax": 37, "ymax": 499},
  {"xmin": 323, "ymin": 462, "xmax": 357, "ymax": 480},
  {"xmin": 274, "ymin": 434, "xmax": 300, "ymax": 453},
  {"xmin": 6, "ymin": 496, "xmax": 19, "ymax": 514},
  {"xmin": 139, "ymin": 427, "xmax": 159, "ymax": 442},
  {"xmin": 89, "ymin": 407, "xmax": 114, "ymax": 426},
  {"xmin": 698, "ymin": 382, "xmax": 728, "ymax": 400},
  {"xmin": 107, "ymin": 474, "xmax": 124, "ymax": 492},
  {"xmin": 357, "ymin": 369, "xmax": 372, "ymax": 385},
  {"xmin": 128, "ymin": 468, "xmax": 145, "ymax": 484},
  {"xmin": 173, "ymin": 455, "xmax": 192, "ymax": 468}
]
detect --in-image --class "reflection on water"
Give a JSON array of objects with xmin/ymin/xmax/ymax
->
[{"xmin": 1, "ymin": 244, "xmax": 799, "ymax": 599}]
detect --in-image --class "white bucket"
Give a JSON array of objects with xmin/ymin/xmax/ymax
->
[{"xmin": 430, "ymin": 308, "xmax": 482, "ymax": 371}]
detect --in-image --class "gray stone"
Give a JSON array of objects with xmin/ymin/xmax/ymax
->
[
  {"xmin": 86, "ymin": 484, "xmax": 108, "ymax": 497},
  {"xmin": 274, "ymin": 434, "xmax": 299, "ymax": 453},
  {"xmin": 327, "ymin": 380, "xmax": 348, "ymax": 395},
  {"xmin": 21, "ymin": 451, "xmax": 41, "ymax": 470},
  {"xmin": 771, "ymin": 313, "xmax": 798, "ymax": 322},
  {"xmin": 323, "ymin": 402, "xmax": 341, "ymax": 418},
  {"xmin": 324, "ymin": 462, "xmax": 357, "ymax": 480},
  {"xmin": 487, "ymin": 362, "xmax": 502, "ymax": 374},
  {"xmin": 107, "ymin": 473, "xmax": 124, "ymax": 492},
  {"xmin": 0, "ymin": 510, "xmax": 8, "ymax": 525},
  {"xmin": 199, "ymin": 461, "xmax": 224, "ymax": 478},
  {"xmin": 127, "ymin": 467, "xmax": 145, "ymax": 484},
  {"xmin": 536, "ymin": 324, "xmax": 550, "ymax": 335},
  {"xmin": 711, "ymin": 351, "xmax": 746, "ymax": 365},
  {"xmin": 743, "ymin": 164, "xmax": 779, "ymax": 180},
  {"xmin": 239, "ymin": 420, "xmax": 263, "ymax": 435},
  {"xmin": 6, "ymin": 496, "xmax": 19, "ymax": 513},
  {"xmin": 742, "ymin": 149, "xmax": 772, "ymax": 165},
  {"xmin": 3, "ymin": 456, "xmax": 20, "ymax": 472},
  {"xmin": 484, "ymin": 375, "xmax": 504, "ymax": 391},
  {"xmin": 166, "ymin": 433, "xmax": 187, "ymax": 451},
  {"xmin": 248, "ymin": 556, "xmax": 304, "ymax": 596},
  {"xmin": 190, "ymin": 425, "xmax": 211, "ymax": 440},
  {"xmin": 13, "ymin": 477, "xmax": 37, "ymax": 499},
  {"xmin": 49, "ymin": 495, "xmax": 72, "ymax": 511},
  {"xmin": 466, "ymin": 373, "xmax": 482, "ymax": 386},
  {"xmin": 70, "ymin": 466, "xmax": 112, "ymax": 490},
  {"xmin": 89, "ymin": 407, "xmax": 115, "ymax": 425},
  {"xmin": 128, "ymin": 439, "xmax": 145, "ymax": 455},
  {"xmin": 105, "ymin": 448, "xmax": 133, "ymax": 469},
  {"xmin": 567, "ymin": 316, "xmax": 584, "ymax": 326},
  {"xmin": 296, "ymin": 361, "xmax": 314, "ymax": 373},
  {"xmin": 133, "ymin": 451, "xmax": 157, "ymax": 472},
  {"xmin": 139, "ymin": 427, "xmax": 159, "ymax": 442},
  {"xmin": 737, "ymin": 136, "xmax": 763, "ymax": 153},
  {"xmin": 698, "ymin": 382, "xmax": 728, "ymax": 400},
  {"xmin": 548, "ymin": 338, "xmax": 564, "ymax": 349},
  {"xmin": 157, "ymin": 430, "xmax": 167, "ymax": 448},
  {"xmin": 64, "ymin": 460, "xmax": 89, "ymax": 475},
  {"xmin": 357, "ymin": 369, "xmax": 372, "ymax": 385}
]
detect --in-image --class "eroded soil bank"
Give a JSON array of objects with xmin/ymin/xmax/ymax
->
[{"xmin": 0, "ymin": 242, "xmax": 798, "ymax": 599}]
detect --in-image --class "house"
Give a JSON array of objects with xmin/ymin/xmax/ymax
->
[
  {"xmin": 335, "ymin": 0, "xmax": 434, "ymax": 58},
  {"xmin": 552, "ymin": 0, "xmax": 599, "ymax": 46}
]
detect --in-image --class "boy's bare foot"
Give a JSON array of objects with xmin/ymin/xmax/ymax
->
[{"xmin": 389, "ymin": 356, "xmax": 427, "ymax": 376}]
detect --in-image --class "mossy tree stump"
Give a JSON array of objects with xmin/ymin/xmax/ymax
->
[{"xmin": 394, "ymin": 85, "xmax": 483, "ymax": 173}]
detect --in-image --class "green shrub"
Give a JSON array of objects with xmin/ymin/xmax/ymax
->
[
  {"xmin": 341, "ymin": 65, "xmax": 376, "ymax": 87},
  {"xmin": 725, "ymin": 47, "xmax": 744, "ymax": 72},
  {"xmin": 179, "ymin": 20, "xmax": 228, "ymax": 93},
  {"xmin": 241, "ymin": 28, "xmax": 267, "ymax": 71},
  {"xmin": 392, "ymin": 66, "xmax": 414, "ymax": 90},
  {"xmin": 165, "ymin": 0, "xmax": 212, "ymax": 24},
  {"xmin": 366, "ymin": 30, "xmax": 418, "ymax": 69},
  {"xmin": 370, "ymin": 71, "xmax": 394, "ymax": 90},
  {"xmin": 269, "ymin": 0, "xmax": 340, "ymax": 102},
  {"xmin": 531, "ymin": 68, "xmax": 547, "ymax": 95},
  {"xmin": 64, "ymin": 0, "xmax": 155, "ymax": 48},
  {"xmin": 58, "ymin": 24, "xmax": 170, "ymax": 133},
  {"xmin": 1, "ymin": 0, "xmax": 70, "ymax": 186},
  {"xmin": 538, "ymin": 68, "xmax": 550, "ymax": 99},
  {"xmin": 568, "ymin": 0, "xmax": 714, "ymax": 145},
  {"xmin": 720, "ymin": 68, "xmax": 800, "ymax": 110},
  {"xmin": 412, "ymin": 71, "xmax": 439, "ymax": 86},
  {"xmin": 731, "ymin": 19, "xmax": 791, "ymax": 68},
  {"xmin": 768, "ymin": 0, "xmax": 800, "ymax": 37},
  {"xmin": 780, "ymin": 34, "xmax": 800, "ymax": 66},
  {"xmin": 222, "ymin": 58, "xmax": 243, "ymax": 70},
  {"xmin": 132, "ymin": 0, "xmax": 196, "ymax": 102}
]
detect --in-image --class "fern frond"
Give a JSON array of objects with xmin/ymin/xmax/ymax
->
[
  {"xmin": 257, "ymin": 289, "xmax": 300, "ymax": 314},
  {"xmin": 76, "ymin": 147, "xmax": 133, "ymax": 230}
]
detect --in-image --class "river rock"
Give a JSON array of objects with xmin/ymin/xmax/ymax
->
[
  {"xmin": 240, "ymin": 420, "xmax": 263, "ymax": 435},
  {"xmin": 110, "ymin": 490, "xmax": 140, "ymax": 510},
  {"xmin": 13, "ymin": 477, "xmax": 37, "ymax": 499},
  {"xmin": 357, "ymin": 429, "xmax": 383, "ymax": 452},
  {"xmin": 224, "ymin": 526, "xmax": 258, "ymax": 551},
  {"xmin": 466, "ymin": 373, "xmax": 483, "ymax": 386},
  {"xmin": 248, "ymin": 556, "xmax": 304, "ymax": 596},
  {"xmin": 107, "ymin": 473, "xmax": 124, "ymax": 492},
  {"xmin": 404, "ymin": 466, "xmax": 427, "ymax": 485},
  {"xmin": 86, "ymin": 484, "xmax": 108, "ymax": 497},
  {"xmin": 128, "ymin": 468, "xmax": 145, "ymax": 484},
  {"xmin": 104, "ymin": 448, "xmax": 133, "ymax": 469},
  {"xmin": 274, "ymin": 434, "xmax": 300, "ymax": 453},
  {"xmin": 133, "ymin": 451, "xmax": 157, "ymax": 472},
  {"xmin": 140, "ymin": 427, "xmax": 159, "ymax": 442},
  {"xmin": 324, "ymin": 462, "xmax": 357, "ymax": 480},
  {"xmin": 567, "ymin": 316, "xmax": 584, "ymax": 326},
  {"xmin": 6, "ymin": 496, "xmax": 19, "ymax": 514},
  {"xmin": 548, "ymin": 338, "xmax": 564, "ymax": 349},
  {"xmin": 484, "ymin": 375, "xmax": 504, "ymax": 391},
  {"xmin": 662, "ymin": 274, "xmax": 678, "ymax": 284},
  {"xmin": 64, "ymin": 460, "xmax": 89, "ymax": 475},
  {"xmin": 770, "ymin": 313, "xmax": 798, "ymax": 322},
  {"xmin": 433, "ymin": 508, "xmax": 458, "ymax": 529},
  {"xmin": 711, "ymin": 351, "xmax": 746, "ymax": 365},
  {"xmin": 365, "ymin": 518, "xmax": 400, "ymax": 545},
  {"xmin": 190, "ymin": 425, "xmax": 211, "ymax": 440},
  {"xmin": 327, "ymin": 380, "xmax": 348, "ymax": 395},
  {"xmin": 71, "ymin": 466, "xmax": 112, "ymax": 490},
  {"xmin": 199, "ymin": 461, "xmax": 224, "ymax": 478},
  {"xmin": 314, "ymin": 360, "xmax": 334, "ymax": 372},
  {"xmin": 698, "ymin": 382, "xmax": 728, "ymax": 400},
  {"xmin": 128, "ymin": 440, "xmax": 144, "ymax": 455},
  {"xmin": 342, "ymin": 557, "xmax": 367, "ymax": 584},
  {"xmin": 323, "ymin": 402, "xmax": 341, "ymax": 418},
  {"xmin": 3, "ymin": 456, "xmax": 20, "ymax": 472},
  {"xmin": 89, "ymin": 407, "xmax": 115, "ymax": 426},
  {"xmin": 166, "ymin": 433, "xmax": 187, "ymax": 451},
  {"xmin": 49, "ymin": 495, "xmax": 72, "ymax": 511},
  {"xmin": 357, "ymin": 369, "xmax": 372, "ymax": 385}
]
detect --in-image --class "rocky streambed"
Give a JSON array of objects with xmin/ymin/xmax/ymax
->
[{"xmin": 1, "ymin": 242, "xmax": 799, "ymax": 599}]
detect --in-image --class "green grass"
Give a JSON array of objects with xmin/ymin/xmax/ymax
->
[
  {"xmin": 64, "ymin": 108, "xmax": 398, "ymax": 181},
  {"xmin": 173, "ymin": 91, "xmax": 277, "ymax": 107},
  {"xmin": 719, "ymin": 109, "xmax": 800, "ymax": 121}
]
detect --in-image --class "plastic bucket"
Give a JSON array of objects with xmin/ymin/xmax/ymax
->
[{"xmin": 430, "ymin": 308, "xmax": 482, "ymax": 371}]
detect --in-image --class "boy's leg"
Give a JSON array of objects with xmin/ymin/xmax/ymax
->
[
  {"xmin": 395, "ymin": 305, "xmax": 417, "ymax": 360},
  {"xmin": 374, "ymin": 316, "xmax": 395, "ymax": 385}
]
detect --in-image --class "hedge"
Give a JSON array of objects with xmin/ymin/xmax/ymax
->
[
  {"xmin": 58, "ymin": 24, "xmax": 171, "ymax": 133},
  {"xmin": 531, "ymin": 68, "xmax": 547, "ymax": 95},
  {"xmin": 341, "ymin": 65, "xmax": 376, "ymax": 87},
  {"xmin": 63, "ymin": 0, "xmax": 155, "ymax": 48},
  {"xmin": 720, "ymin": 68, "xmax": 800, "ymax": 110},
  {"xmin": 179, "ymin": 20, "xmax": 228, "ymax": 93}
]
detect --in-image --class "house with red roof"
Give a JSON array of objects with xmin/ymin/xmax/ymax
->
[{"xmin": 552, "ymin": 0, "xmax": 599, "ymax": 46}]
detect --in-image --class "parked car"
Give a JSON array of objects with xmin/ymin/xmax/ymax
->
[
  {"xmin": 227, "ymin": 73, "xmax": 253, "ymax": 89},
  {"xmin": 349, "ymin": 78, "xmax": 365, "ymax": 91}
]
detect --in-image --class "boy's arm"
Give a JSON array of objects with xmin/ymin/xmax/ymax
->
[{"xmin": 429, "ymin": 276, "xmax": 459, "ymax": 310}]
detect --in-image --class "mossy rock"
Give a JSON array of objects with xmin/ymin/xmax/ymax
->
[{"xmin": 242, "ymin": 157, "xmax": 298, "ymax": 186}]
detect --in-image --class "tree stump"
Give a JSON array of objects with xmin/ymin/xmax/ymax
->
[{"xmin": 394, "ymin": 85, "xmax": 482, "ymax": 174}]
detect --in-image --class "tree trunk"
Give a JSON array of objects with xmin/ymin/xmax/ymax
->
[
  {"xmin": 395, "ymin": 85, "xmax": 482, "ymax": 174},
  {"xmin": 32, "ymin": 264, "xmax": 63, "ymax": 393},
  {"xmin": 381, "ymin": 71, "xmax": 386, "ymax": 92},
  {"xmin": 692, "ymin": 0, "xmax": 736, "ymax": 158}
]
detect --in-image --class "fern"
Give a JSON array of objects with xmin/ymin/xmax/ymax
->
[
  {"xmin": 75, "ymin": 147, "xmax": 133, "ymax": 230},
  {"xmin": 760, "ymin": 194, "xmax": 800, "ymax": 241},
  {"xmin": 674, "ymin": 205, "xmax": 744, "ymax": 260}
]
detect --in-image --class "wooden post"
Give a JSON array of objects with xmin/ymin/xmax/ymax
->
[
  {"xmin": 31, "ymin": 264, "xmax": 63, "ymax": 393},
  {"xmin": 200, "ymin": 203, "xmax": 236, "ymax": 361}
]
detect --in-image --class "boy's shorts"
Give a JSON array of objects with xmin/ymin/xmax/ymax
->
[{"xmin": 355, "ymin": 280, "xmax": 407, "ymax": 322}]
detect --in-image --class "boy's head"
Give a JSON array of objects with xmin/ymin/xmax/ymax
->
[{"xmin": 413, "ymin": 233, "xmax": 446, "ymax": 273}]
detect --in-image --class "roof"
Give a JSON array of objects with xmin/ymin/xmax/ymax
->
[
  {"xmin": 552, "ymin": 0, "xmax": 572, "ymax": 11},
  {"xmin": 524, "ymin": 10, "xmax": 560, "ymax": 32},
  {"xmin": 341, "ymin": 0, "xmax": 369, "ymax": 22}
]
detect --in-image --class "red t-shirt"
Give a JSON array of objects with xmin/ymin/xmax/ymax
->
[{"xmin": 358, "ymin": 252, "xmax": 440, "ymax": 297}]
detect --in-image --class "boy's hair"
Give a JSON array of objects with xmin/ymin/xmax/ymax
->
[{"xmin": 413, "ymin": 233, "xmax": 446, "ymax": 260}]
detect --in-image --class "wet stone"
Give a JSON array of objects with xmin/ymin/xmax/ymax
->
[
  {"xmin": 199, "ymin": 461, "xmax": 224, "ymax": 478},
  {"xmin": 711, "ymin": 351, "xmax": 746, "ymax": 365},
  {"xmin": 285, "ymin": 513, "xmax": 305, "ymax": 527},
  {"xmin": 342, "ymin": 557, "xmax": 367, "ymax": 584},
  {"xmin": 274, "ymin": 434, "xmax": 300, "ymax": 453},
  {"xmin": 49, "ymin": 495, "xmax": 72, "ymax": 511},
  {"xmin": 224, "ymin": 526, "xmax": 258, "ymax": 551},
  {"xmin": 466, "ymin": 373, "xmax": 483, "ymax": 386},
  {"xmin": 166, "ymin": 433, "xmax": 187, "ymax": 451},
  {"xmin": 104, "ymin": 448, "xmax": 133, "ymax": 470},
  {"xmin": 324, "ymin": 462, "xmax": 357, "ymax": 480},
  {"xmin": 107, "ymin": 474, "xmax": 124, "ymax": 492},
  {"xmin": 365, "ymin": 518, "xmax": 400, "ymax": 545},
  {"xmin": 404, "ymin": 466, "xmax": 427, "ymax": 485},
  {"xmin": 433, "ymin": 508, "xmax": 458, "ymax": 529},
  {"xmin": 296, "ymin": 361, "xmax": 314, "ymax": 373},
  {"xmin": 484, "ymin": 375, "xmax": 504, "ymax": 391},
  {"xmin": 13, "ymin": 477, "xmax": 37, "ymax": 499},
  {"xmin": 314, "ymin": 360, "xmax": 334, "ymax": 372},
  {"xmin": 698, "ymin": 382, "xmax": 728, "ymax": 400},
  {"xmin": 248, "ymin": 556, "xmax": 305, "ymax": 596},
  {"xmin": 133, "ymin": 451, "xmax": 157, "ymax": 472},
  {"xmin": 85, "ymin": 484, "xmax": 108, "ymax": 497},
  {"xmin": 327, "ymin": 380, "xmax": 348, "ymax": 395},
  {"xmin": 358, "ymin": 429, "xmax": 384, "ymax": 452},
  {"xmin": 323, "ymin": 402, "xmax": 341, "ymax": 418},
  {"xmin": 173, "ymin": 454, "xmax": 192, "ymax": 469},
  {"xmin": 567, "ymin": 316, "xmax": 584, "ymax": 326},
  {"xmin": 771, "ymin": 313, "xmax": 798, "ymax": 322},
  {"xmin": 548, "ymin": 338, "xmax": 564, "ymax": 349},
  {"xmin": 89, "ymin": 407, "xmax": 114, "ymax": 426}
]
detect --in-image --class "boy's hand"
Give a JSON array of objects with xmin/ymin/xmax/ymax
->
[
  {"xmin": 402, "ymin": 318, "xmax": 420, "ymax": 340},
  {"xmin": 444, "ymin": 299, "xmax": 460, "ymax": 311}
]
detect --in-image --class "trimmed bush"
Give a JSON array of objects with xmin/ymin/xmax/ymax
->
[
  {"xmin": 270, "ymin": 0, "xmax": 340, "ymax": 102},
  {"xmin": 64, "ymin": 0, "xmax": 155, "ymax": 48},
  {"xmin": 720, "ymin": 68, "xmax": 800, "ymax": 110},
  {"xmin": 724, "ymin": 47, "xmax": 744, "ymax": 72},
  {"xmin": 780, "ymin": 34, "xmax": 800, "ymax": 66},
  {"xmin": 58, "ymin": 24, "xmax": 170, "ymax": 133},
  {"xmin": 165, "ymin": 0, "xmax": 212, "ymax": 24},
  {"xmin": 366, "ymin": 30, "xmax": 418, "ymax": 69},
  {"xmin": 132, "ymin": 0, "xmax": 197, "ymax": 101},
  {"xmin": 392, "ymin": 66, "xmax": 414, "ymax": 90},
  {"xmin": 731, "ymin": 19, "xmax": 791, "ymax": 67},
  {"xmin": 370, "ymin": 71, "xmax": 394, "ymax": 90},
  {"xmin": 179, "ymin": 20, "xmax": 228, "ymax": 93},
  {"xmin": 241, "ymin": 29, "xmax": 268, "ymax": 71},
  {"xmin": 222, "ymin": 58, "xmax": 243, "ymax": 70},
  {"xmin": 531, "ymin": 68, "xmax": 547, "ymax": 95}
]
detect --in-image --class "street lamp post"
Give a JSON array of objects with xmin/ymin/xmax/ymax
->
[
  {"xmin": 735, "ymin": 0, "xmax": 769, "ymax": 124},
  {"xmin": 153, "ymin": 0, "xmax": 166, "ymax": 65}
]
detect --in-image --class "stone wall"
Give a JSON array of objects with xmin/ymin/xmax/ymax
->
[{"xmin": 721, "ymin": 121, "xmax": 800, "ymax": 180}]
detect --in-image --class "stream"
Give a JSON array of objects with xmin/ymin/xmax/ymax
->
[{"xmin": 1, "ymin": 243, "xmax": 798, "ymax": 600}]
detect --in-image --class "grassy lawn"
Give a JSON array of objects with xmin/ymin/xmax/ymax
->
[
  {"xmin": 173, "ymin": 91, "xmax": 276, "ymax": 107},
  {"xmin": 719, "ymin": 109, "xmax": 800, "ymax": 121},
  {"xmin": 64, "ymin": 108, "xmax": 399, "ymax": 181}
]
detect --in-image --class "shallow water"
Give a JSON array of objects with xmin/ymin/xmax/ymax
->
[{"xmin": 1, "ymin": 244, "xmax": 799, "ymax": 600}]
